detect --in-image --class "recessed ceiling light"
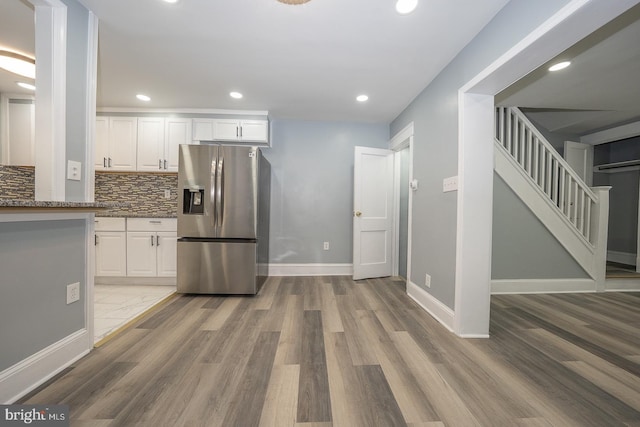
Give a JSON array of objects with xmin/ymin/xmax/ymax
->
[
  {"xmin": 396, "ymin": 0, "xmax": 418, "ymax": 14},
  {"xmin": 163, "ymin": 0, "xmax": 179, "ymax": 3},
  {"xmin": 549, "ymin": 61, "xmax": 571, "ymax": 72},
  {"xmin": 136, "ymin": 94, "xmax": 151, "ymax": 101},
  {"xmin": 17, "ymin": 82, "xmax": 35, "ymax": 90},
  {"xmin": 230, "ymin": 92, "xmax": 243, "ymax": 99},
  {"xmin": 356, "ymin": 94, "xmax": 369, "ymax": 102},
  {"xmin": 0, "ymin": 50, "xmax": 35, "ymax": 79}
]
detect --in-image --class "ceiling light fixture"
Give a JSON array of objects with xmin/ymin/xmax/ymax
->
[
  {"xmin": 356, "ymin": 94, "xmax": 369, "ymax": 102},
  {"xmin": 136, "ymin": 94, "xmax": 151, "ymax": 101},
  {"xmin": 277, "ymin": 0, "xmax": 312, "ymax": 4},
  {"xmin": 0, "ymin": 50, "xmax": 35, "ymax": 79},
  {"xmin": 549, "ymin": 61, "xmax": 571, "ymax": 72},
  {"xmin": 17, "ymin": 82, "xmax": 35, "ymax": 91},
  {"xmin": 230, "ymin": 91, "xmax": 243, "ymax": 99},
  {"xmin": 396, "ymin": 0, "xmax": 418, "ymax": 14},
  {"xmin": 163, "ymin": 0, "xmax": 179, "ymax": 3}
]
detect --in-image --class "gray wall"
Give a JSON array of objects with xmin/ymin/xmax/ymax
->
[
  {"xmin": 521, "ymin": 112, "xmax": 582, "ymax": 156},
  {"xmin": 492, "ymin": 175, "xmax": 588, "ymax": 279},
  {"xmin": 264, "ymin": 119, "xmax": 388, "ymax": 264},
  {"xmin": 0, "ymin": 219, "xmax": 86, "ymax": 371},
  {"xmin": 63, "ymin": 0, "xmax": 90, "ymax": 201},
  {"xmin": 390, "ymin": 0, "xmax": 572, "ymax": 309},
  {"xmin": 594, "ymin": 136, "xmax": 640, "ymax": 256}
]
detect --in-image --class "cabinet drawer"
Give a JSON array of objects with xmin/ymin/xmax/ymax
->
[
  {"xmin": 127, "ymin": 218, "xmax": 177, "ymax": 232},
  {"xmin": 95, "ymin": 217, "xmax": 126, "ymax": 231}
]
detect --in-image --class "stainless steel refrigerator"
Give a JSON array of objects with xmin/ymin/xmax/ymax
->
[{"xmin": 177, "ymin": 144, "xmax": 270, "ymax": 294}]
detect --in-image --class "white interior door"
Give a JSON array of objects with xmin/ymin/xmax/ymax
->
[
  {"xmin": 353, "ymin": 146, "xmax": 394, "ymax": 280},
  {"xmin": 564, "ymin": 140, "xmax": 594, "ymax": 186}
]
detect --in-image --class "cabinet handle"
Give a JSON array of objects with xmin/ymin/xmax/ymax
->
[
  {"xmin": 103, "ymin": 157, "xmax": 107, "ymax": 168},
  {"xmin": 240, "ymin": 126, "xmax": 243, "ymax": 138},
  {"xmin": 95, "ymin": 235, "xmax": 98, "ymax": 245},
  {"xmin": 108, "ymin": 157, "xmax": 112, "ymax": 168},
  {"xmin": 150, "ymin": 220, "xmax": 162, "ymax": 224},
  {"xmin": 164, "ymin": 159, "xmax": 167, "ymax": 170},
  {"xmin": 156, "ymin": 235, "xmax": 160, "ymax": 246},
  {"xmin": 236, "ymin": 126, "xmax": 239, "ymax": 138},
  {"xmin": 159, "ymin": 159, "xmax": 162, "ymax": 170},
  {"xmin": 151, "ymin": 235, "xmax": 154, "ymax": 246}
]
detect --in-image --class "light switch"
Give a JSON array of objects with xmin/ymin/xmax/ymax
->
[
  {"xmin": 443, "ymin": 176, "xmax": 458, "ymax": 192},
  {"xmin": 67, "ymin": 160, "xmax": 82, "ymax": 181}
]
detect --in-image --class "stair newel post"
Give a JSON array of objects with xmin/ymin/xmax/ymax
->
[{"xmin": 591, "ymin": 186, "xmax": 611, "ymax": 292}]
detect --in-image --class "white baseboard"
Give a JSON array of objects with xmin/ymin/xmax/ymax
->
[
  {"xmin": 0, "ymin": 329, "xmax": 91, "ymax": 404},
  {"xmin": 268, "ymin": 263, "xmax": 353, "ymax": 276},
  {"xmin": 607, "ymin": 250, "xmax": 636, "ymax": 266},
  {"xmin": 406, "ymin": 280, "xmax": 455, "ymax": 333},
  {"xmin": 605, "ymin": 278, "xmax": 640, "ymax": 292},
  {"xmin": 95, "ymin": 276, "xmax": 176, "ymax": 286},
  {"xmin": 491, "ymin": 278, "xmax": 596, "ymax": 294}
]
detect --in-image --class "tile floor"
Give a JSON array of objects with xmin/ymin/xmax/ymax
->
[{"xmin": 94, "ymin": 284, "xmax": 176, "ymax": 343}]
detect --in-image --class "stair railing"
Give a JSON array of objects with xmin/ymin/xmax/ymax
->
[{"xmin": 495, "ymin": 107, "xmax": 597, "ymax": 246}]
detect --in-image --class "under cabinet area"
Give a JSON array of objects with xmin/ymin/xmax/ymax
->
[
  {"xmin": 94, "ymin": 218, "xmax": 127, "ymax": 276},
  {"xmin": 95, "ymin": 217, "xmax": 177, "ymax": 280},
  {"xmin": 126, "ymin": 218, "xmax": 177, "ymax": 277}
]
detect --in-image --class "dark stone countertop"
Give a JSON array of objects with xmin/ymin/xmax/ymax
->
[{"xmin": 0, "ymin": 200, "xmax": 129, "ymax": 211}]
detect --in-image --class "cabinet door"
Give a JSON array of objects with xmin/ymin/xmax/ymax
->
[
  {"xmin": 136, "ymin": 117, "xmax": 165, "ymax": 171},
  {"xmin": 95, "ymin": 231, "xmax": 127, "ymax": 276},
  {"xmin": 165, "ymin": 118, "xmax": 192, "ymax": 172},
  {"xmin": 156, "ymin": 232, "xmax": 177, "ymax": 277},
  {"xmin": 240, "ymin": 120, "xmax": 268, "ymax": 142},
  {"xmin": 192, "ymin": 119, "xmax": 214, "ymax": 141},
  {"xmin": 109, "ymin": 117, "xmax": 138, "ymax": 171},
  {"xmin": 95, "ymin": 117, "xmax": 109, "ymax": 170},
  {"xmin": 126, "ymin": 232, "xmax": 157, "ymax": 276},
  {"xmin": 213, "ymin": 119, "xmax": 240, "ymax": 141}
]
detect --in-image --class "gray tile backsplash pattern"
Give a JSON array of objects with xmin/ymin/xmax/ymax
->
[
  {"xmin": 0, "ymin": 166, "xmax": 35, "ymax": 200},
  {"xmin": 95, "ymin": 172, "xmax": 178, "ymax": 217}
]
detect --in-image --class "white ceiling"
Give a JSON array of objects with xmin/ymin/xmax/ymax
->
[
  {"xmin": 0, "ymin": 0, "xmax": 511, "ymax": 123},
  {"xmin": 496, "ymin": 4, "xmax": 640, "ymax": 137}
]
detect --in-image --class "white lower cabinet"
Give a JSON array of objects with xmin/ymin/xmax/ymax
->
[
  {"xmin": 126, "ymin": 218, "xmax": 177, "ymax": 277},
  {"xmin": 95, "ymin": 218, "xmax": 127, "ymax": 277},
  {"xmin": 95, "ymin": 217, "xmax": 176, "ymax": 278}
]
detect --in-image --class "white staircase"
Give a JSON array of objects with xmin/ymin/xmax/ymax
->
[{"xmin": 494, "ymin": 106, "xmax": 610, "ymax": 291}]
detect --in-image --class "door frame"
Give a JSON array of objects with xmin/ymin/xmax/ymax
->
[
  {"xmin": 456, "ymin": 0, "xmax": 636, "ymax": 337},
  {"xmin": 390, "ymin": 122, "xmax": 414, "ymax": 280}
]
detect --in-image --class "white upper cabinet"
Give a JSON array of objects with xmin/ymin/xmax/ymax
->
[
  {"xmin": 192, "ymin": 118, "xmax": 268, "ymax": 143},
  {"xmin": 136, "ymin": 117, "xmax": 192, "ymax": 172},
  {"xmin": 95, "ymin": 117, "xmax": 138, "ymax": 171}
]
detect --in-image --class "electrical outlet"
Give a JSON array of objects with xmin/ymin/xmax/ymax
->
[
  {"xmin": 425, "ymin": 273, "xmax": 431, "ymax": 288},
  {"xmin": 66, "ymin": 282, "xmax": 80, "ymax": 304},
  {"xmin": 164, "ymin": 189, "xmax": 171, "ymax": 199},
  {"xmin": 323, "ymin": 241, "xmax": 330, "ymax": 250}
]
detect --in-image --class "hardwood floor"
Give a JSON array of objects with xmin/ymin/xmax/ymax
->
[{"xmin": 21, "ymin": 277, "xmax": 640, "ymax": 426}]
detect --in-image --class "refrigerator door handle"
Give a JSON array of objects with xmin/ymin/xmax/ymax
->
[
  {"xmin": 216, "ymin": 156, "xmax": 224, "ymax": 229},
  {"xmin": 211, "ymin": 158, "xmax": 217, "ymax": 230}
]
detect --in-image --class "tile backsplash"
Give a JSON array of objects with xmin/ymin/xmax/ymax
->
[
  {"xmin": 0, "ymin": 166, "xmax": 178, "ymax": 217},
  {"xmin": 0, "ymin": 166, "xmax": 35, "ymax": 200},
  {"xmin": 95, "ymin": 172, "xmax": 178, "ymax": 217}
]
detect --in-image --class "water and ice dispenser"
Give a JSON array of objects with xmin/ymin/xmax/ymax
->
[{"xmin": 183, "ymin": 187, "xmax": 205, "ymax": 214}]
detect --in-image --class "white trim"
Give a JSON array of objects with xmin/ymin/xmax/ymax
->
[
  {"xmin": 607, "ymin": 250, "xmax": 636, "ymax": 266},
  {"xmin": 85, "ymin": 12, "xmax": 99, "ymax": 202},
  {"xmin": 406, "ymin": 281, "xmax": 455, "ymax": 333},
  {"xmin": 455, "ymin": 0, "xmax": 637, "ymax": 338},
  {"xmin": 98, "ymin": 107, "xmax": 269, "ymax": 116},
  {"xmin": 491, "ymin": 278, "xmax": 596, "ymax": 294},
  {"xmin": 85, "ymin": 216, "xmax": 95, "ymax": 355},
  {"xmin": 0, "ymin": 212, "xmax": 92, "ymax": 223},
  {"xmin": 0, "ymin": 329, "xmax": 90, "ymax": 404},
  {"xmin": 389, "ymin": 122, "xmax": 414, "ymax": 151},
  {"xmin": 32, "ymin": 0, "xmax": 67, "ymax": 201},
  {"xmin": 605, "ymin": 278, "xmax": 640, "ymax": 292},
  {"xmin": 95, "ymin": 276, "xmax": 177, "ymax": 286},
  {"xmin": 581, "ymin": 120, "xmax": 640, "ymax": 145},
  {"xmin": 268, "ymin": 263, "xmax": 353, "ymax": 276},
  {"xmin": 392, "ymin": 152, "xmax": 401, "ymax": 277}
]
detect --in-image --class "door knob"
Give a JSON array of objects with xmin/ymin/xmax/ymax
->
[{"xmin": 354, "ymin": 211, "xmax": 362, "ymax": 217}]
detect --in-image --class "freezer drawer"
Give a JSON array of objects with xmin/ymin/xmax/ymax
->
[{"xmin": 177, "ymin": 240, "xmax": 258, "ymax": 294}]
